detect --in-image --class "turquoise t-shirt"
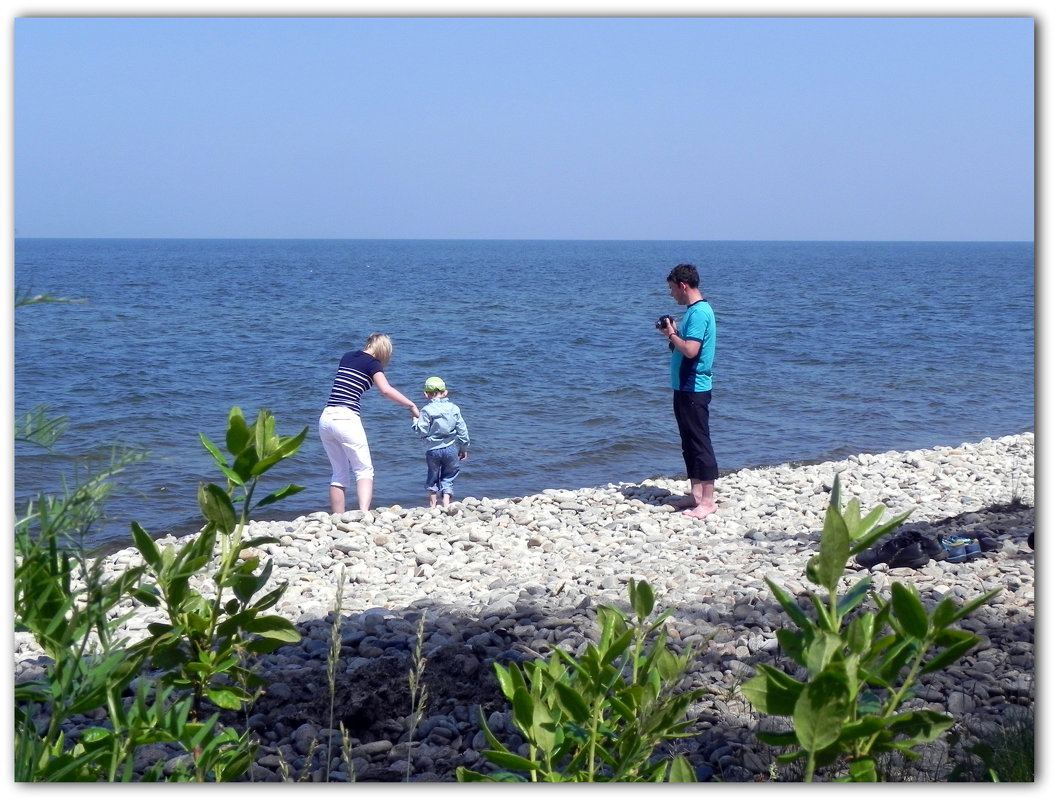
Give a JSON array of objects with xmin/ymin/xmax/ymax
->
[{"xmin": 670, "ymin": 300, "xmax": 716, "ymax": 392}]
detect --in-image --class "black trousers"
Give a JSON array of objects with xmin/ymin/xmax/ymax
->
[{"xmin": 673, "ymin": 390, "xmax": 718, "ymax": 481}]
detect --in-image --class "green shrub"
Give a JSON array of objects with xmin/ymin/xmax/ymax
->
[
  {"xmin": 129, "ymin": 407, "xmax": 306, "ymax": 720},
  {"xmin": 741, "ymin": 474, "xmax": 999, "ymax": 782},
  {"xmin": 458, "ymin": 579, "xmax": 703, "ymax": 782},
  {"xmin": 14, "ymin": 403, "xmax": 307, "ymax": 781}
]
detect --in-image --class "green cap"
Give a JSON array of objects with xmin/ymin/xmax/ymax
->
[{"xmin": 424, "ymin": 376, "xmax": 446, "ymax": 392}]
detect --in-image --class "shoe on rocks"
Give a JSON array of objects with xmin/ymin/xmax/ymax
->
[
  {"xmin": 941, "ymin": 536, "xmax": 973, "ymax": 563},
  {"xmin": 976, "ymin": 534, "xmax": 1001, "ymax": 552},
  {"xmin": 886, "ymin": 542, "xmax": 931, "ymax": 569},
  {"xmin": 854, "ymin": 537, "xmax": 904, "ymax": 569},
  {"xmin": 911, "ymin": 531, "xmax": 945, "ymax": 560},
  {"xmin": 855, "ymin": 534, "xmax": 933, "ymax": 570}
]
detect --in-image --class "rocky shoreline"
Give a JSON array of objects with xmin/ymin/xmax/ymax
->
[{"xmin": 15, "ymin": 432, "xmax": 1035, "ymax": 781}]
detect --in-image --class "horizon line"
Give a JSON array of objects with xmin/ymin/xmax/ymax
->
[{"xmin": 12, "ymin": 236, "xmax": 1034, "ymax": 244}]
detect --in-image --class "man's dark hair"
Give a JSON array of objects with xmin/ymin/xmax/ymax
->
[{"xmin": 666, "ymin": 263, "xmax": 699, "ymax": 288}]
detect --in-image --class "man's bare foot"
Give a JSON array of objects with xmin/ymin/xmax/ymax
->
[
  {"xmin": 681, "ymin": 504, "xmax": 717, "ymax": 519},
  {"xmin": 667, "ymin": 495, "xmax": 697, "ymax": 509}
]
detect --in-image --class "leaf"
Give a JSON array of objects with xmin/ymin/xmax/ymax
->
[
  {"xmin": 183, "ymin": 713, "xmax": 223, "ymax": 750},
  {"xmin": 131, "ymin": 521, "xmax": 162, "ymax": 569},
  {"xmin": 249, "ymin": 428, "xmax": 309, "ymax": 476},
  {"xmin": 225, "ymin": 407, "xmax": 251, "ymax": 455},
  {"xmin": 477, "ymin": 706, "xmax": 509, "ymax": 752},
  {"xmin": 206, "ymin": 686, "xmax": 248, "ymax": 710},
  {"xmin": 836, "ymin": 575, "xmax": 873, "ymax": 618},
  {"xmin": 857, "ymin": 689, "xmax": 884, "ymax": 716},
  {"xmin": 494, "ymin": 663, "xmax": 515, "ymax": 701},
  {"xmin": 932, "ymin": 588, "xmax": 1000, "ymax": 628},
  {"xmin": 890, "ymin": 583, "xmax": 929, "ymax": 640},
  {"xmin": 792, "ymin": 668, "xmax": 850, "ymax": 752},
  {"xmin": 809, "ymin": 590, "xmax": 835, "ymax": 632},
  {"xmin": 528, "ymin": 704, "xmax": 558, "ymax": 754},
  {"xmin": 851, "ymin": 502, "xmax": 883, "ymax": 538},
  {"xmin": 869, "ymin": 638, "xmax": 917, "ymax": 685},
  {"xmin": 813, "ymin": 503, "xmax": 851, "ymax": 590},
  {"xmin": 601, "ymin": 627, "xmax": 635, "ymax": 666},
  {"xmin": 231, "ymin": 571, "xmax": 264, "ymax": 605},
  {"xmin": 921, "ymin": 631, "xmax": 980, "ymax": 673},
  {"xmin": 482, "ymin": 749, "xmax": 542, "ymax": 774},
  {"xmin": 828, "ymin": 473, "xmax": 843, "ymax": 509},
  {"xmin": 254, "ymin": 484, "xmax": 306, "ymax": 508},
  {"xmin": 553, "ymin": 681, "xmax": 590, "ymax": 723},
  {"xmin": 754, "ymin": 730, "xmax": 799, "ymax": 747},
  {"xmin": 130, "ymin": 587, "xmax": 161, "ymax": 607},
  {"xmin": 241, "ymin": 615, "xmax": 301, "ymax": 642},
  {"xmin": 804, "ymin": 630, "xmax": 842, "ymax": 675},
  {"xmin": 511, "ymin": 686, "xmax": 536, "ymax": 736},
  {"xmin": 740, "ymin": 665, "xmax": 805, "ymax": 716},
  {"xmin": 456, "ymin": 767, "xmax": 500, "ymax": 782},
  {"xmin": 886, "ymin": 709, "xmax": 955, "ymax": 742},
  {"xmin": 653, "ymin": 647, "xmax": 683, "ymax": 682},
  {"xmin": 847, "ymin": 757, "xmax": 878, "ymax": 782},
  {"xmin": 630, "ymin": 578, "xmax": 655, "ymax": 621},
  {"xmin": 250, "ymin": 583, "xmax": 287, "ymax": 613},
  {"xmin": 776, "ymin": 629, "xmax": 806, "ymax": 665},
  {"xmin": 842, "ymin": 496, "xmax": 862, "ymax": 528},
  {"xmin": 198, "ymin": 483, "xmax": 237, "ymax": 534},
  {"xmin": 765, "ymin": 578, "xmax": 812, "ymax": 630},
  {"xmin": 839, "ymin": 715, "xmax": 887, "ymax": 739},
  {"xmin": 199, "ymin": 433, "xmax": 228, "ymax": 469},
  {"xmin": 254, "ymin": 409, "xmax": 272, "ymax": 463},
  {"xmin": 232, "ymin": 447, "xmax": 260, "ymax": 483},
  {"xmin": 846, "ymin": 611, "xmax": 876, "ymax": 654},
  {"xmin": 607, "ymin": 693, "xmax": 636, "ymax": 721}
]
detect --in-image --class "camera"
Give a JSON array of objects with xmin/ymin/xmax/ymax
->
[{"xmin": 655, "ymin": 315, "xmax": 674, "ymax": 330}]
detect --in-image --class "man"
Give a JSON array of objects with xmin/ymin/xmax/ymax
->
[{"xmin": 658, "ymin": 263, "xmax": 718, "ymax": 518}]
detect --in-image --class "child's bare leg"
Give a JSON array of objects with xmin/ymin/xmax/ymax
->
[
  {"xmin": 441, "ymin": 493, "xmax": 452, "ymax": 507},
  {"xmin": 428, "ymin": 491, "xmax": 438, "ymax": 508}
]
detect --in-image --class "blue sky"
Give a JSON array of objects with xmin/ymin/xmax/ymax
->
[{"xmin": 11, "ymin": 11, "xmax": 1036, "ymax": 240}]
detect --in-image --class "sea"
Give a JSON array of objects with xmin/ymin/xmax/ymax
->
[{"xmin": 13, "ymin": 239, "xmax": 1035, "ymax": 554}]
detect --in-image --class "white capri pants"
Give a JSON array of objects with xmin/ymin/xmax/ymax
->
[{"xmin": 318, "ymin": 405, "xmax": 375, "ymax": 488}]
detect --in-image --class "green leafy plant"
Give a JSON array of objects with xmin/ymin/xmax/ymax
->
[
  {"xmin": 131, "ymin": 407, "xmax": 306, "ymax": 722},
  {"xmin": 14, "ymin": 402, "xmax": 309, "ymax": 781},
  {"xmin": 457, "ymin": 579, "xmax": 703, "ymax": 782},
  {"xmin": 404, "ymin": 615, "xmax": 430, "ymax": 781},
  {"xmin": 14, "ymin": 400, "xmax": 159, "ymax": 780},
  {"xmin": 740, "ymin": 473, "xmax": 999, "ymax": 782}
]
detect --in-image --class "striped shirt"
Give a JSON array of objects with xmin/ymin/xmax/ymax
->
[{"xmin": 325, "ymin": 350, "xmax": 383, "ymax": 414}]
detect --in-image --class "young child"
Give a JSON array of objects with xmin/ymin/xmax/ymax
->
[{"xmin": 411, "ymin": 376, "xmax": 470, "ymax": 507}]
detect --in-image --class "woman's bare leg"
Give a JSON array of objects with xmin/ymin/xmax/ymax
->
[
  {"xmin": 356, "ymin": 477, "xmax": 374, "ymax": 511},
  {"xmin": 329, "ymin": 485, "xmax": 345, "ymax": 514}
]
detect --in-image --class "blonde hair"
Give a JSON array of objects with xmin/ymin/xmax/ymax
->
[{"xmin": 363, "ymin": 333, "xmax": 393, "ymax": 367}]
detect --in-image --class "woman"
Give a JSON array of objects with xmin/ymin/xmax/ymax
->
[{"xmin": 318, "ymin": 333, "xmax": 419, "ymax": 513}]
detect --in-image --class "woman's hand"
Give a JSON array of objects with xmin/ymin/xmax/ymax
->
[{"xmin": 409, "ymin": 404, "xmax": 420, "ymax": 418}]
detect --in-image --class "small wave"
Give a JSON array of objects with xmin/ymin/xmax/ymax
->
[{"xmin": 547, "ymin": 438, "xmax": 655, "ymax": 470}]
